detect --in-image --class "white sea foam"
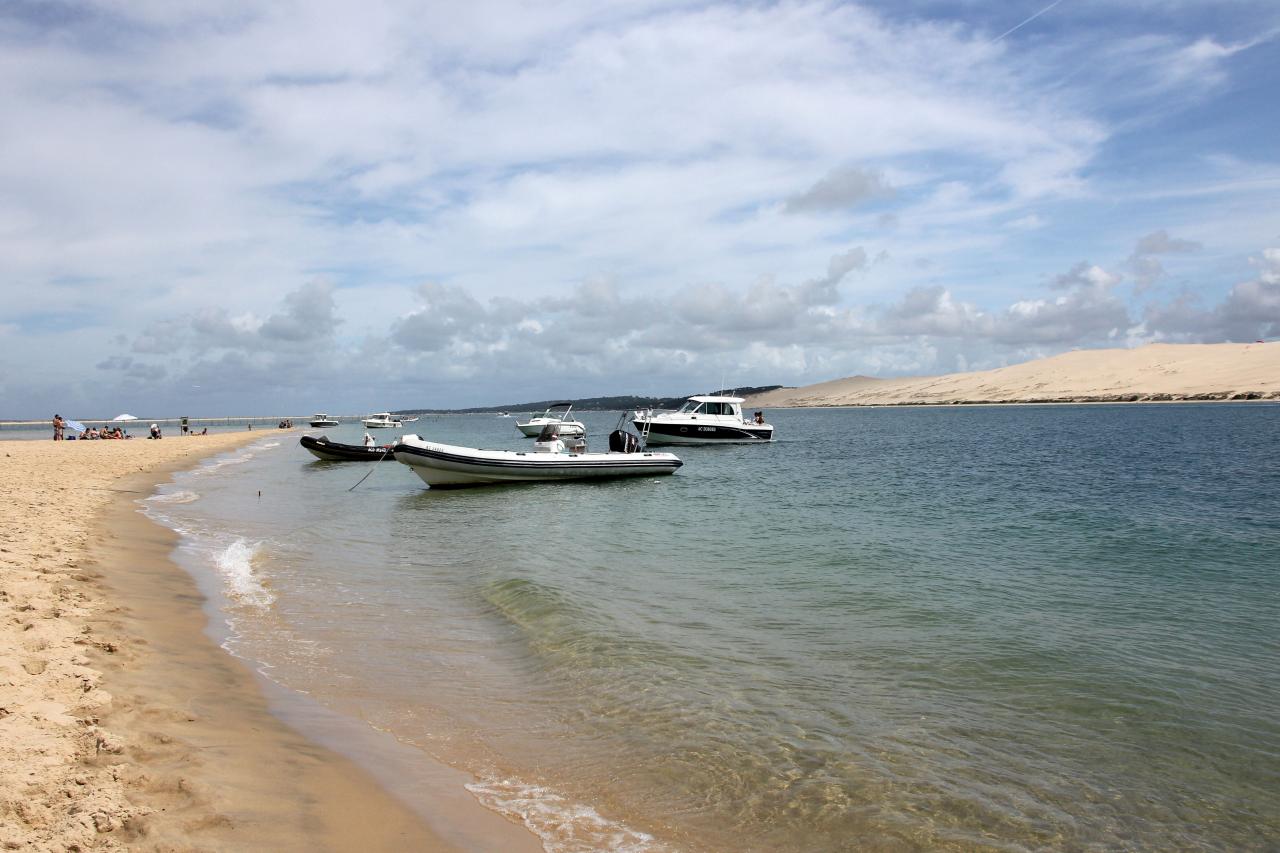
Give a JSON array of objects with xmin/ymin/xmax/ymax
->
[
  {"xmin": 192, "ymin": 452, "xmax": 254, "ymax": 475},
  {"xmin": 465, "ymin": 777, "xmax": 671, "ymax": 853},
  {"xmin": 190, "ymin": 438, "xmax": 280, "ymax": 476},
  {"xmin": 213, "ymin": 538, "xmax": 275, "ymax": 609},
  {"xmin": 146, "ymin": 489, "xmax": 200, "ymax": 504}
]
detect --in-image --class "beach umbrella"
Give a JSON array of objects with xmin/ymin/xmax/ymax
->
[
  {"xmin": 64, "ymin": 419, "xmax": 86, "ymax": 433},
  {"xmin": 112, "ymin": 413, "xmax": 138, "ymax": 421}
]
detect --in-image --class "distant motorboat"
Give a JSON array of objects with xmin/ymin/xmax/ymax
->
[
  {"xmin": 394, "ymin": 426, "xmax": 681, "ymax": 488},
  {"xmin": 300, "ymin": 435, "xmax": 397, "ymax": 462},
  {"xmin": 515, "ymin": 403, "xmax": 585, "ymax": 437},
  {"xmin": 309, "ymin": 413, "xmax": 340, "ymax": 427},
  {"xmin": 634, "ymin": 396, "xmax": 773, "ymax": 445},
  {"xmin": 363, "ymin": 412, "xmax": 402, "ymax": 428}
]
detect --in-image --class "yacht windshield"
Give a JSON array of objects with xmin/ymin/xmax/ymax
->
[{"xmin": 678, "ymin": 401, "xmax": 701, "ymax": 414}]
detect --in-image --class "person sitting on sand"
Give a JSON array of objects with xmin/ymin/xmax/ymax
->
[
  {"xmin": 200, "ymin": 427, "xmax": 208, "ymax": 435},
  {"xmin": 149, "ymin": 423, "xmax": 162, "ymax": 439}
]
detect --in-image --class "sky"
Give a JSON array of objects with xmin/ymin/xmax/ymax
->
[{"xmin": 2, "ymin": 0, "xmax": 1279, "ymax": 418}]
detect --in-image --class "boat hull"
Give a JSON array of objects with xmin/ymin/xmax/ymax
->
[
  {"xmin": 300, "ymin": 435, "xmax": 397, "ymax": 462},
  {"xmin": 393, "ymin": 437, "xmax": 681, "ymax": 487},
  {"xmin": 309, "ymin": 419, "xmax": 339, "ymax": 427},
  {"xmin": 633, "ymin": 420, "xmax": 773, "ymax": 445}
]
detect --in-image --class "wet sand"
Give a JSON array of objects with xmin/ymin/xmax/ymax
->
[{"xmin": 0, "ymin": 435, "xmax": 538, "ymax": 851}]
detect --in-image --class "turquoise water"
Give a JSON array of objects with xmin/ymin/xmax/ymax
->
[{"xmin": 143, "ymin": 406, "xmax": 1280, "ymax": 851}]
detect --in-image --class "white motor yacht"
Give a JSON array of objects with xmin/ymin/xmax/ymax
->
[
  {"xmin": 633, "ymin": 396, "xmax": 773, "ymax": 445},
  {"xmin": 363, "ymin": 412, "xmax": 403, "ymax": 428},
  {"xmin": 515, "ymin": 403, "xmax": 586, "ymax": 437},
  {"xmin": 309, "ymin": 413, "xmax": 340, "ymax": 427}
]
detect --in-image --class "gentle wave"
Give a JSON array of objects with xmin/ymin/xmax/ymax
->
[
  {"xmin": 213, "ymin": 538, "xmax": 275, "ymax": 609},
  {"xmin": 146, "ymin": 489, "xmax": 200, "ymax": 504},
  {"xmin": 466, "ymin": 777, "xmax": 672, "ymax": 853},
  {"xmin": 190, "ymin": 438, "xmax": 281, "ymax": 475},
  {"xmin": 193, "ymin": 452, "xmax": 256, "ymax": 475}
]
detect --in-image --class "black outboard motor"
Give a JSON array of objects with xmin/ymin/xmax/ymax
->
[{"xmin": 609, "ymin": 429, "xmax": 640, "ymax": 453}]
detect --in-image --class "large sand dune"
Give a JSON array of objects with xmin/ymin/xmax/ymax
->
[{"xmin": 745, "ymin": 342, "xmax": 1280, "ymax": 408}]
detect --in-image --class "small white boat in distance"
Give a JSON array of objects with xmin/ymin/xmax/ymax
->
[
  {"xmin": 634, "ymin": 396, "xmax": 773, "ymax": 444},
  {"xmin": 516, "ymin": 403, "xmax": 586, "ymax": 437},
  {"xmin": 309, "ymin": 413, "xmax": 340, "ymax": 427},
  {"xmin": 363, "ymin": 412, "xmax": 403, "ymax": 428},
  {"xmin": 394, "ymin": 427, "xmax": 682, "ymax": 488}
]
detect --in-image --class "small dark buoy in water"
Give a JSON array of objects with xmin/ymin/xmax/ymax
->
[{"xmin": 257, "ymin": 490, "xmax": 261, "ymax": 498}]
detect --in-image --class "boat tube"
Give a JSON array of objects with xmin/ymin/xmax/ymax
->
[
  {"xmin": 300, "ymin": 434, "xmax": 398, "ymax": 462},
  {"xmin": 393, "ymin": 432, "xmax": 682, "ymax": 488}
]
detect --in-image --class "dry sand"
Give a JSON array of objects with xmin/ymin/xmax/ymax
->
[
  {"xmin": 0, "ymin": 433, "xmax": 538, "ymax": 852},
  {"xmin": 745, "ymin": 342, "xmax": 1280, "ymax": 408}
]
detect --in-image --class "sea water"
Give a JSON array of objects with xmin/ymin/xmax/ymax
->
[{"xmin": 142, "ymin": 406, "xmax": 1280, "ymax": 851}]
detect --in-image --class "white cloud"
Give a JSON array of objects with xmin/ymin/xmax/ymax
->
[
  {"xmin": 1127, "ymin": 229, "xmax": 1203, "ymax": 289},
  {"xmin": 1145, "ymin": 247, "xmax": 1280, "ymax": 342},
  {"xmin": 784, "ymin": 167, "xmax": 894, "ymax": 213},
  {"xmin": 1, "ymin": 1, "xmax": 1277, "ymax": 415}
]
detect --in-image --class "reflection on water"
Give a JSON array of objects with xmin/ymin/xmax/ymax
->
[{"xmin": 149, "ymin": 406, "xmax": 1280, "ymax": 851}]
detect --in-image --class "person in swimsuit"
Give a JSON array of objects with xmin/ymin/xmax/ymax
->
[{"xmin": 53, "ymin": 414, "xmax": 65, "ymax": 440}]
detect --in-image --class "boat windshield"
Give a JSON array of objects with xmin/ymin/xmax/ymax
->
[{"xmin": 677, "ymin": 400, "xmax": 701, "ymax": 414}]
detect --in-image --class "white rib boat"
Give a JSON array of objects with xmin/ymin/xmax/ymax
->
[{"xmin": 393, "ymin": 429, "xmax": 682, "ymax": 488}]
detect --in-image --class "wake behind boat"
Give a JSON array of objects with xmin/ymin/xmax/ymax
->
[
  {"xmin": 394, "ymin": 427, "xmax": 681, "ymax": 488},
  {"xmin": 300, "ymin": 434, "xmax": 398, "ymax": 462}
]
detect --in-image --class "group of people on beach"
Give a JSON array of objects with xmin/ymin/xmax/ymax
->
[
  {"xmin": 84, "ymin": 425, "xmax": 130, "ymax": 440},
  {"xmin": 51, "ymin": 414, "xmax": 208, "ymax": 440}
]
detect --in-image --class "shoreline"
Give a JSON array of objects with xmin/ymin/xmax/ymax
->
[
  {"xmin": 748, "ymin": 396, "xmax": 1280, "ymax": 410},
  {"xmin": 0, "ymin": 435, "xmax": 537, "ymax": 851}
]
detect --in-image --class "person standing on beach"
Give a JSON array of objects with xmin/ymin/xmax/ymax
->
[{"xmin": 52, "ymin": 414, "xmax": 64, "ymax": 440}]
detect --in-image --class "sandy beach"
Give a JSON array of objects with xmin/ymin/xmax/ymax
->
[
  {"xmin": 745, "ymin": 342, "xmax": 1280, "ymax": 408},
  {"xmin": 0, "ymin": 433, "xmax": 537, "ymax": 851}
]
